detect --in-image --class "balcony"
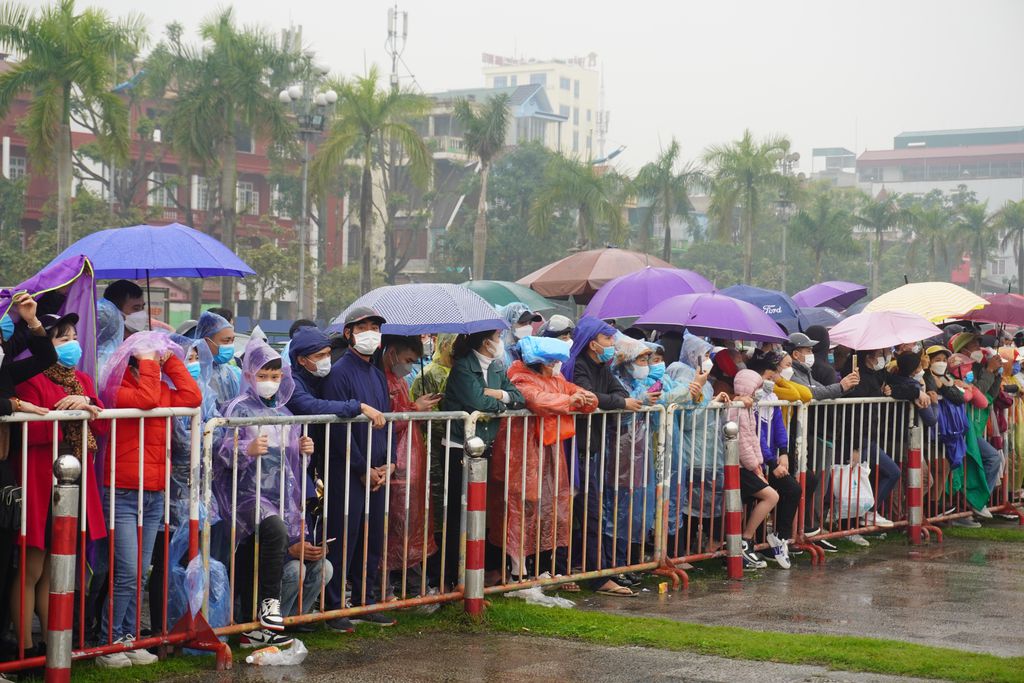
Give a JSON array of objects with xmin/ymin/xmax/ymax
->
[{"xmin": 428, "ymin": 135, "xmax": 468, "ymax": 160}]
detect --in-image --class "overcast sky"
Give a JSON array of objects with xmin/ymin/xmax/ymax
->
[{"xmin": 40, "ymin": 0, "xmax": 1024, "ymax": 174}]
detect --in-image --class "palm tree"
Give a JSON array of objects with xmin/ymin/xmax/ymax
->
[
  {"xmin": 633, "ymin": 138, "xmax": 708, "ymax": 262},
  {"xmin": 528, "ymin": 154, "xmax": 626, "ymax": 250},
  {"xmin": 789, "ymin": 188, "xmax": 854, "ymax": 282},
  {"xmin": 702, "ymin": 130, "xmax": 793, "ymax": 282},
  {"xmin": 311, "ymin": 66, "xmax": 431, "ymax": 295},
  {"xmin": 0, "ymin": 0, "xmax": 144, "ymax": 251},
  {"xmin": 854, "ymin": 190, "xmax": 908, "ymax": 296},
  {"xmin": 908, "ymin": 203, "xmax": 954, "ymax": 279},
  {"xmin": 997, "ymin": 199, "xmax": 1024, "ymax": 294},
  {"xmin": 959, "ymin": 202, "xmax": 998, "ymax": 293},
  {"xmin": 157, "ymin": 8, "xmax": 296, "ymax": 307},
  {"xmin": 454, "ymin": 93, "xmax": 510, "ymax": 280}
]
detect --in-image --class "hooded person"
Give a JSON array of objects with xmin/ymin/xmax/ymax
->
[
  {"xmin": 193, "ymin": 311, "xmax": 241, "ymax": 411},
  {"xmin": 498, "ymin": 302, "xmax": 542, "ymax": 367},
  {"xmin": 96, "ymin": 298, "xmax": 125, "ymax": 378},
  {"xmin": 488, "ymin": 336, "xmax": 596, "ymax": 580},
  {"xmin": 804, "ymin": 325, "xmax": 840, "ymax": 386},
  {"xmin": 948, "ymin": 352, "xmax": 1003, "ymax": 516},
  {"xmin": 410, "ymin": 333, "xmax": 457, "ymax": 402},
  {"xmin": 214, "ymin": 337, "xmax": 324, "ymax": 647}
]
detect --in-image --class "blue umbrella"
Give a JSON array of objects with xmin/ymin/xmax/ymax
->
[
  {"xmin": 719, "ymin": 284, "xmax": 808, "ymax": 333},
  {"xmin": 799, "ymin": 306, "xmax": 843, "ymax": 329},
  {"xmin": 48, "ymin": 222, "xmax": 255, "ymax": 278},
  {"xmin": 329, "ymin": 283, "xmax": 507, "ymax": 336}
]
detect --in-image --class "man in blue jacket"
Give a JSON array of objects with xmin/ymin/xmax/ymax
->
[{"xmin": 319, "ymin": 308, "xmax": 395, "ymax": 630}]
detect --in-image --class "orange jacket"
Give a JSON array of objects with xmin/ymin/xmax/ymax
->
[{"xmin": 105, "ymin": 356, "xmax": 202, "ymax": 491}]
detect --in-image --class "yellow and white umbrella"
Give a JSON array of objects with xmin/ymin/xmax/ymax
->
[{"xmin": 865, "ymin": 282, "xmax": 988, "ymax": 322}]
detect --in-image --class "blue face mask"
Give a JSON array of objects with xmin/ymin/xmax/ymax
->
[
  {"xmin": 55, "ymin": 340, "xmax": 83, "ymax": 369},
  {"xmin": 0, "ymin": 315, "xmax": 13, "ymax": 342},
  {"xmin": 648, "ymin": 362, "xmax": 666, "ymax": 381},
  {"xmin": 214, "ymin": 344, "xmax": 234, "ymax": 365},
  {"xmin": 187, "ymin": 361, "xmax": 202, "ymax": 380},
  {"xmin": 1014, "ymin": 362, "xmax": 1021, "ymax": 375},
  {"xmin": 597, "ymin": 344, "xmax": 615, "ymax": 364},
  {"xmin": 964, "ymin": 370, "xmax": 975, "ymax": 384}
]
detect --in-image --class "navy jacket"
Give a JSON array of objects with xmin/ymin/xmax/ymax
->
[{"xmin": 321, "ymin": 350, "xmax": 392, "ymax": 475}]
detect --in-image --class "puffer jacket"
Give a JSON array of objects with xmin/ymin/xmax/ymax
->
[{"xmin": 728, "ymin": 370, "xmax": 763, "ymax": 472}]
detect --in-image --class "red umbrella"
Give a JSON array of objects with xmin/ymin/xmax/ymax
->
[
  {"xmin": 517, "ymin": 248, "xmax": 673, "ymax": 303},
  {"xmin": 963, "ymin": 293, "xmax": 1024, "ymax": 326}
]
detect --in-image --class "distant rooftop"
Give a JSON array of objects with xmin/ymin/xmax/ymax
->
[
  {"xmin": 896, "ymin": 125, "xmax": 1024, "ymax": 138},
  {"xmin": 894, "ymin": 126, "xmax": 1024, "ymax": 149},
  {"xmin": 858, "ymin": 142, "xmax": 1024, "ymax": 164}
]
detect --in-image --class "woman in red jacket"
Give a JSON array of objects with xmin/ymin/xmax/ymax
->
[{"xmin": 94, "ymin": 331, "xmax": 201, "ymax": 668}]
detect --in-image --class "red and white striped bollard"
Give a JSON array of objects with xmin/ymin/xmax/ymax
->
[{"xmin": 45, "ymin": 453, "xmax": 82, "ymax": 683}]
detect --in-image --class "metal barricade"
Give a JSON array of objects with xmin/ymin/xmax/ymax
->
[{"xmin": 200, "ymin": 411, "xmax": 471, "ymax": 636}]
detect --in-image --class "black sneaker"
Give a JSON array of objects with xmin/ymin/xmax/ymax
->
[
  {"xmin": 815, "ymin": 538, "xmax": 839, "ymax": 553},
  {"xmin": 258, "ymin": 598, "xmax": 284, "ymax": 631},
  {"xmin": 351, "ymin": 611, "xmax": 396, "ymax": 627},
  {"xmin": 286, "ymin": 622, "xmax": 317, "ymax": 634},
  {"xmin": 239, "ymin": 628, "xmax": 293, "ymax": 649},
  {"xmin": 326, "ymin": 617, "xmax": 355, "ymax": 633},
  {"xmin": 741, "ymin": 539, "xmax": 767, "ymax": 570}
]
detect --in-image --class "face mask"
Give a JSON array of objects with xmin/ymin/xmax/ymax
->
[
  {"xmin": 872, "ymin": 357, "xmax": 886, "ymax": 371},
  {"xmin": 423, "ymin": 339, "xmax": 435, "ymax": 357},
  {"xmin": 630, "ymin": 365, "xmax": 650, "ymax": 381},
  {"xmin": 964, "ymin": 370, "xmax": 975, "ymax": 384},
  {"xmin": 214, "ymin": 344, "xmax": 235, "ymax": 365},
  {"xmin": 969, "ymin": 350, "xmax": 984, "ymax": 363},
  {"xmin": 392, "ymin": 361, "xmax": 413, "ymax": 378},
  {"xmin": 489, "ymin": 338, "xmax": 506, "ymax": 360},
  {"xmin": 597, "ymin": 344, "xmax": 615, "ymax": 364},
  {"xmin": 55, "ymin": 340, "xmax": 82, "ymax": 368},
  {"xmin": 124, "ymin": 310, "xmax": 149, "ymax": 332},
  {"xmin": 0, "ymin": 315, "xmax": 13, "ymax": 341},
  {"xmin": 1014, "ymin": 362, "xmax": 1021, "ymax": 375},
  {"xmin": 256, "ymin": 380, "xmax": 280, "ymax": 400},
  {"xmin": 186, "ymin": 361, "xmax": 202, "ymax": 380},
  {"xmin": 310, "ymin": 356, "xmax": 332, "ymax": 378},
  {"xmin": 352, "ymin": 330, "xmax": 382, "ymax": 356},
  {"xmin": 0, "ymin": 346, "xmax": 5, "ymax": 367},
  {"xmin": 551, "ymin": 361, "xmax": 563, "ymax": 376},
  {"xmin": 701, "ymin": 357, "xmax": 714, "ymax": 374},
  {"xmin": 930, "ymin": 361, "xmax": 947, "ymax": 376},
  {"xmin": 648, "ymin": 362, "xmax": 666, "ymax": 381},
  {"xmin": 513, "ymin": 325, "xmax": 533, "ymax": 340},
  {"xmin": 912, "ymin": 343, "xmax": 922, "ymax": 354},
  {"xmin": 563, "ymin": 338, "xmax": 573, "ymax": 349},
  {"xmin": 780, "ymin": 366, "xmax": 794, "ymax": 381},
  {"xmin": 913, "ymin": 370, "xmax": 925, "ymax": 382},
  {"xmin": 762, "ymin": 379, "xmax": 775, "ymax": 394},
  {"xmin": 827, "ymin": 351, "xmax": 835, "ymax": 365},
  {"xmin": 802, "ymin": 352, "xmax": 815, "ymax": 367}
]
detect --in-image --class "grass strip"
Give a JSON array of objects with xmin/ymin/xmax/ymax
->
[{"xmin": 942, "ymin": 525, "xmax": 1024, "ymax": 543}]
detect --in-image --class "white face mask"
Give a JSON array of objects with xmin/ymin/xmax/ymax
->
[
  {"xmin": 701, "ymin": 357, "xmax": 714, "ymax": 374},
  {"xmin": 914, "ymin": 370, "xmax": 925, "ymax": 382},
  {"xmin": 873, "ymin": 357, "xmax": 886, "ymax": 371},
  {"xmin": 780, "ymin": 366, "xmax": 795, "ymax": 381},
  {"xmin": 762, "ymin": 379, "xmax": 776, "ymax": 394},
  {"xmin": 256, "ymin": 380, "xmax": 280, "ymax": 399},
  {"xmin": 0, "ymin": 346, "xmax": 5, "ymax": 368},
  {"xmin": 563, "ymin": 338, "xmax": 573, "ymax": 349},
  {"xmin": 352, "ymin": 330, "xmax": 382, "ymax": 356},
  {"xmin": 310, "ymin": 356, "xmax": 332, "ymax": 378},
  {"xmin": 930, "ymin": 361, "xmax": 948, "ymax": 375},
  {"xmin": 489, "ymin": 338, "xmax": 506, "ymax": 360},
  {"xmin": 550, "ymin": 361, "xmax": 563, "ymax": 376},
  {"xmin": 969, "ymin": 350, "xmax": 984, "ymax": 363},
  {"xmin": 392, "ymin": 361, "xmax": 413, "ymax": 378},
  {"xmin": 124, "ymin": 310, "xmax": 148, "ymax": 332},
  {"xmin": 514, "ymin": 325, "xmax": 533, "ymax": 340},
  {"xmin": 630, "ymin": 365, "xmax": 650, "ymax": 380},
  {"xmin": 802, "ymin": 352, "xmax": 815, "ymax": 367}
]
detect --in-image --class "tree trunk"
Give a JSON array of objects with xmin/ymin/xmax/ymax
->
[
  {"xmin": 1018, "ymin": 234, "xmax": 1023, "ymax": 294},
  {"xmin": 872, "ymin": 230, "xmax": 883, "ymax": 296},
  {"xmin": 661, "ymin": 196, "xmax": 672, "ymax": 263},
  {"xmin": 472, "ymin": 162, "xmax": 490, "ymax": 279},
  {"xmin": 359, "ymin": 163, "xmax": 373, "ymax": 295},
  {"xmin": 575, "ymin": 205, "xmax": 588, "ymax": 250},
  {"xmin": 56, "ymin": 121, "xmax": 73, "ymax": 252},
  {"xmin": 743, "ymin": 205, "xmax": 753, "ymax": 283},
  {"xmin": 814, "ymin": 251, "xmax": 823, "ymax": 282},
  {"xmin": 218, "ymin": 135, "xmax": 238, "ymax": 310}
]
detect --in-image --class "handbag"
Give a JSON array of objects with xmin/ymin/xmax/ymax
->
[
  {"xmin": 0, "ymin": 485, "xmax": 21, "ymax": 532},
  {"xmin": 830, "ymin": 463, "xmax": 875, "ymax": 519}
]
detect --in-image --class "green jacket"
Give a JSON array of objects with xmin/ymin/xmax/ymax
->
[{"xmin": 441, "ymin": 354, "xmax": 525, "ymax": 446}]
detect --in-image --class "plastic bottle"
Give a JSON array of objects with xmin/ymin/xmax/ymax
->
[{"xmin": 245, "ymin": 645, "xmax": 281, "ymax": 665}]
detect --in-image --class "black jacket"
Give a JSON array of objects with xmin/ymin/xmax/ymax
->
[
  {"xmin": 570, "ymin": 352, "xmax": 627, "ymax": 453},
  {"xmin": 0, "ymin": 331, "xmax": 57, "ymax": 417}
]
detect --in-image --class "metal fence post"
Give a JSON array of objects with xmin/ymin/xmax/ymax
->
[
  {"xmin": 906, "ymin": 420, "xmax": 924, "ymax": 545},
  {"xmin": 463, "ymin": 426, "xmax": 488, "ymax": 618},
  {"xmin": 44, "ymin": 454, "xmax": 81, "ymax": 683},
  {"xmin": 722, "ymin": 420, "xmax": 744, "ymax": 580}
]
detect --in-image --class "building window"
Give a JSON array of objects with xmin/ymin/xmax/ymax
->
[
  {"xmin": 573, "ymin": 131, "xmax": 579, "ymax": 152},
  {"xmin": 148, "ymin": 171, "xmax": 176, "ymax": 208},
  {"xmin": 529, "ymin": 73, "xmax": 546, "ymax": 86},
  {"xmin": 510, "ymin": 75, "xmax": 517, "ymax": 86},
  {"xmin": 493, "ymin": 76, "xmax": 507, "ymax": 88},
  {"xmin": 193, "ymin": 176, "xmax": 212, "ymax": 211},
  {"xmin": 573, "ymin": 107, "xmax": 579, "ymax": 125},
  {"xmin": 858, "ymin": 167, "xmax": 883, "ymax": 182},
  {"xmin": 7, "ymin": 156, "xmax": 26, "ymax": 180},
  {"xmin": 234, "ymin": 124, "xmax": 254, "ymax": 154},
  {"xmin": 989, "ymin": 258, "xmax": 1007, "ymax": 276},
  {"xmin": 559, "ymin": 105, "xmax": 570, "ymax": 118},
  {"xmin": 271, "ymin": 185, "xmax": 291, "ymax": 219},
  {"xmin": 573, "ymin": 80, "xmax": 580, "ymax": 98},
  {"xmin": 586, "ymin": 109, "xmax": 592, "ymax": 123},
  {"xmin": 236, "ymin": 181, "xmax": 259, "ymax": 215},
  {"xmin": 560, "ymin": 77, "xmax": 571, "ymax": 90}
]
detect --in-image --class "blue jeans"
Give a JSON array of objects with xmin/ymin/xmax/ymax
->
[
  {"xmin": 977, "ymin": 438, "xmax": 1004, "ymax": 495},
  {"xmin": 101, "ymin": 489, "xmax": 164, "ymax": 641},
  {"xmin": 281, "ymin": 559, "xmax": 333, "ymax": 616},
  {"xmin": 861, "ymin": 443, "xmax": 901, "ymax": 515}
]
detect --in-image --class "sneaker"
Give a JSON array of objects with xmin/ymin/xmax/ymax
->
[
  {"xmin": 803, "ymin": 527, "xmax": 821, "ymax": 537},
  {"xmin": 740, "ymin": 539, "xmax": 767, "ymax": 569},
  {"xmin": 971, "ymin": 505, "xmax": 994, "ymax": 519},
  {"xmin": 815, "ymin": 538, "xmax": 839, "ymax": 553},
  {"xmin": 351, "ymin": 611, "xmax": 396, "ymax": 627},
  {"xmin": 239, "ymin": 628, "xmax": 294, "ymax": 649},
  {"xmin": 862, "ymin": 512, "xmax": 895, "ymax": 528},
  {"xmin": 766, "ymin": 533, "xmax": 791, "ymax": 569},
  {"xmin": 848, "ymin": 534, "xmax": 870, "ymax": 547},
  {"xmin": 95, "ymin": 651, "xmax": 132, "ymax": 669},
  {"xmin": 120, "ymin": 636, "xmax": 158, "ymax": 666},
  {"xmin": 326, "ymin": 617, "xmax": 355, "ymax": 633},
  {"xmin": 952, "ymin": 516, "xmax": 982, "ymax": 528},
  {"xmin": 258, "ymin": 597, "xmax": 285, "ymax": 631}
]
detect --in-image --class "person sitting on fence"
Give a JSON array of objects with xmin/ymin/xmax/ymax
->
[
  {"xmin": 381, "ymin": 335, "xmax": 441, "ymax": 594},
  {"xmin": 214, "ymin": 337, "xmax": 323, "ymax": 648},
  {"xmin": 948, "ymin": 352, "xmax": 1003, "ymax": 522},
  {"xmin": 489, "ymin": 336, "xmax": 596, "ymax": 585},
  {"xmin": 95, "ymin": 331, "xmax": 201, "ymax": 668},
  {"xmin": 728, "ymin": 369, "xmax": 778, "ymax": 570}
]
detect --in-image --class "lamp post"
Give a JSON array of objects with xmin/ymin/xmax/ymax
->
[{"xmin": 279, "ymin": 71, "xmax": 336, "ymax": 320}]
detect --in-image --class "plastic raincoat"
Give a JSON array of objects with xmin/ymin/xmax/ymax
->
[
  {"xmin": 193, "ymin": 311, "xmax": 241, "ymax": 412},
  {"xmin": 409, "ymin": 333, "xmax": 457, "ymax": 401},
  {"xmin": 96, "ymin": 298, "xmax": 124, "ymax": 379},
  {"xmin": 499, "ymin": 302, "xmax": 532, "ymax": 367},
  {"xmin": 214, "ymin": 338, "xmax": 304, "ymax": 546}
]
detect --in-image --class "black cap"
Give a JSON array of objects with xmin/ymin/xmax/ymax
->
[
  {"xmin": 40, "ymin": 312, "xmax": 79, "ymax": 332},
  {"xmin": 517, "ymin": 310, "xmax": 543, "ymax": 324},
  {"xmin": 343, "ymin": 306, "xmax": 386, "ymax": 328},
  {"xmin": 786, "ymin": 332, "xmax": 815, "ymax": 350}
]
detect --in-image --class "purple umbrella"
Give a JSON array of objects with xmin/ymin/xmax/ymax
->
[
  {"xmin": 635, "ymin": 292, "xmax": 788, "ymax": 341},
  {"xmin": 792, "ymin": 280, "xmax": 867, "ymax": 311},
  {"xmin": 583, "ymin": 266, "xmax": 714, "ymax": 319}
]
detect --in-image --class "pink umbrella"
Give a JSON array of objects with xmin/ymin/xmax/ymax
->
[{"xmin": 828, "ymin": 310, "xmax": 942, "ymax": 350}]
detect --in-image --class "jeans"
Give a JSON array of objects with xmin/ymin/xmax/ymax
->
[
  {"xmin": 861, "ymin": 442, "xmax": 901, "ymax": 515},
  {"xmin": 280, "ymin": 558, "xmax": 333, "ymax": 616},
  {"xmin": 977, "ymin": 438, "xmax": 1004, "ymax": 495},
  {"xmin": 101, "ymin": 488, "xmax": 164, "ymax": 642},
  {"xmin": 325, "ymin": 469, "xmax": 385, "ymax": 609},
  {"xmin": 234, "ymin": 516, "xmax": 288, "ymax": 622},
  {"xmin": 766, "ymin": 470, "xmax": 803, "ymax": 540}
]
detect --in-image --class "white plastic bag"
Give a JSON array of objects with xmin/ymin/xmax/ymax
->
[
  {"xmin": 245, "ymin": 638, "xmax": 308, "ymax": 666},
  {"xmin": 506, "ymin": 585, "xmax": 575, "ymax": 608},
  {"xmin": 831, "ymin": 463, "xmax": 875, "ymax": 519}
]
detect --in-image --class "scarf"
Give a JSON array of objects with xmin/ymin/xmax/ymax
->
[{"xmin": 43, "ymin": 365, "xmax": 98, "ymax": 453}]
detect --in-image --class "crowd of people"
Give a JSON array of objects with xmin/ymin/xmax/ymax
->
[{"xmin": 0, "ymin": 281, "xmax": 1020, "ymax": 669}]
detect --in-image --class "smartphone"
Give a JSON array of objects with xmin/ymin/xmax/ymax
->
[
  {"xmin": 852, "ymin": 355, "xmax": 859, "ymax": 373},
  {"xmin": 648, "ymin": 380, "xmax": 662, "ymax": 393}
]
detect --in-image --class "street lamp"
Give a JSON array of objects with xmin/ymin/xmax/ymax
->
[{"xmin": 279, "ymin": 82, "xmax": 337, "ymax": 320}]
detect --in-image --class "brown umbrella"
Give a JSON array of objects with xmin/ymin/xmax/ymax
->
[{"xmin": 517, "ymin": 247, "xmax": 673, "ymax": 303}]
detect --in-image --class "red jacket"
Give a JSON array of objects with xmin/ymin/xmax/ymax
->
[{"xmin": 105, "ymin": 356, "xmax": 202, "ymax": 491}]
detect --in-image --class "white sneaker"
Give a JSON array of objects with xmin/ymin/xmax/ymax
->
[
  {"xmin": 848, "ymin": 534, "xmax": 870, "ymax": 547},
  {"xmin": 259, "ymin": 597, "xmax": 285, "ymax": 631},
  {"xmin": 95, "ymin": 651, "xmax": 132, "ymax": 669},
  {"xmin": 971, "ymin": 505, "xmax": 993, "ymax": 520},
  {"xmin": 766, "ymin": 533, "xmax": 791, "ymax": 569},
  {"xmin": 863, "ymin": 512, "xmax": 894, "ymax": 528},
  {"xmin": 123, "ymin": 644, "xmax": 158, "ymax": 666}
]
